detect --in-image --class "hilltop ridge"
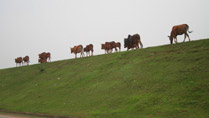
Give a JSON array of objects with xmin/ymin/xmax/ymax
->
[{"xmin": 0, "ymin": 39, "xmax": 209, "ymax": 118}]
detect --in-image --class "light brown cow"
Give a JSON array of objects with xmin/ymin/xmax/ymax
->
[
  {"xmin": 84, "ymin": 44, "xmax": 94, "ymax": 56},
  {"xmin": 23, "ymin": 56, "xmax": 30, "ymax": 66},
  {"xmin": 15, "ymin": 57, "xmax": 23, "ymax": 67},
  {"xmin": 71, "ymin": 45, "xmax": 85, "ymax": 58},
  {"xmin": 168, "ymin": 24, "xmax": 192, "ymax": 44}
]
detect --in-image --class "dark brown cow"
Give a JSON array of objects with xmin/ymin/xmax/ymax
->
[
  {"xmin": 84, "ymin": 44, "xmax": 94, "ymax": 56},
  {"xmin": 15, "ymin": 57, "xmax": 23, "ymax": 67},
  {"xmin": 168, "ymin": 24, "xmax": 192, "ymax": 44},
  {"xmin": 124, "ymin": 34, "xmax": 143, "ymax": 50},
  {"xmin": 71, "ymin": 45, "xmax": 84, "ymax": 58},
  {"xmin": 39, "ymin": 52, "xmax": 51, "ymax": 63},
  {"xmin": 23, "ymin": 56, "xmax": 30, "ymax": 66}
]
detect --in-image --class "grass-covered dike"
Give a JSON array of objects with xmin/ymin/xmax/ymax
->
[{"xmin": 0, "ymin": 39, "xmax": 209, "ymax": 118}]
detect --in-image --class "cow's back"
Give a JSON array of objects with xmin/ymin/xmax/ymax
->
[
  {"xmin": 15, "ymin": 57, "xmax": 23, "ymax": 63},
  {"xmin": 23, "ymin": 56, "xmax": 29, "ymax": 62},
  {"xmin": 76, "ymin": 45, "xmax": 83, "ymax": 53},
  {"xmin": 172, "ymin": 24, "xmax": 189, "ymax": 35}
]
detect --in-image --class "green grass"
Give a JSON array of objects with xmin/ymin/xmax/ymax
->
[{"xmin": 0, "ymin": 39, "xmax": 209, "ymax": 118}]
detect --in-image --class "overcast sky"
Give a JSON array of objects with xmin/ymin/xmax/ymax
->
[{"xmin": 0, "ymin": 0, "xmax": 209, "ymax": 69}]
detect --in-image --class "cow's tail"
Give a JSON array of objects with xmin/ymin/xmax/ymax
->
[
  {"xmin": 188, "ymin": 31, "xmax": 193, "ymax": 33},
  {"xmin": 186, "ymin": 24, "xmax": 193, "ymax": 33}
]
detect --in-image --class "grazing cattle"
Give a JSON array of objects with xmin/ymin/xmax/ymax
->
[
  {"xmin": 168, "ymin": 24, "xmax": 192, "ymax": 44},
  {"xmin": 71, "ymin": 45, "xmax": 85, "ymax": 58},
  {"xmin": 23, "ymin": 56, "xmax": 30, "ymax": 66},
  {"xmin": 15, "ymin": 57, "xmax": 23, "ymax": 67},
  {"xmin": 84, "ymin": 44, "xmax": 94, "ymax": 56},
  {"xmin": 39, "ymin": 52, "xmax": 51, "ymax": 63},
  {"xmin": 124, "ymin": 34, "xmax": 143, "ymax": 50}
]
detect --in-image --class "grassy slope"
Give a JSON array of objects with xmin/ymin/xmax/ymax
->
[{"xmin": 0, "ymin": 39, "xmax": 209, "ymax": 118}]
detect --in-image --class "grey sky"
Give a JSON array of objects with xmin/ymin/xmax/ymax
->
[{"xmin": 0, "ymin": 0, "xmax": 209, "ymax": 69}]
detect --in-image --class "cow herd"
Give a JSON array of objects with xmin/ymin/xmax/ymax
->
[
  {"xmin": 14, "ymin": 24, "xmax": 192, "ymax": 67},
  {"xmin": 15, "ymin": 56, "xmax": 30, "ymax": 67}
]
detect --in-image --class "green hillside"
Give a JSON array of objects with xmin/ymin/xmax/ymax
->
[{"xmin": 0, "ymin": 39, "xmax": 209, "ymax": 118}]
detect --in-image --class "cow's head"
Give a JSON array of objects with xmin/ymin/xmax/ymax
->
[
  {"xmin": 168, "ymin": 36, "xmax": 173, "ymax": 44},
  {"xmin": 101, "ymin": 44, "xmax": 105, "ymax": 49},
  {"xmin": 70, "ymin": 48, "xmax": 74, "ymax": 53}
]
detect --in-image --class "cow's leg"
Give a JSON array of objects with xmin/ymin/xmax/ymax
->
[
  {"xmin": 174, "ymin": 37, "xmax": 177, "ymax": 43},
  {"xmin": 183, "ymin": 33, "xmax": 187, "ymax": 42},
  {"xmin": 186, "ymin": 32, "xmax": 191, "ymax": 42},
  {"xmin": 82, "ymin": 52, "xmax": 84, "ymax": 57}
]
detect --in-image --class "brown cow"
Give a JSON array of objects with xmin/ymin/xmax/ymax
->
[
  {"xmin": 15, "ymin": 57, "xmax": 23, "ymax": 67},
  {"xmin": 84, "ymin": 44, "xmax": 94, "ymax": 56},
  {"xmin": 106, "ymin": 41, "xmax": 117, "ymax": 53},
  {"xmin": 168, "ymin": 24, "xmax": 192, "ymax": 44},
  {"xmin": 23, "ymin": 56, "xmax": 30, "ymax": 66},
  {"xmin": 124, "ymin": 34, "xmax": 143, "ymax": 51},
  {"xmin": 39, "ymin": 52, "xmax": 51, "ymax": 62},
  {"xmin": 71, "ymin": 45, "xmax": 85, "ymax": 58},
  {"xmin": 101, "ymin": 43, "xmax": 111, "ymax": 54}
]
